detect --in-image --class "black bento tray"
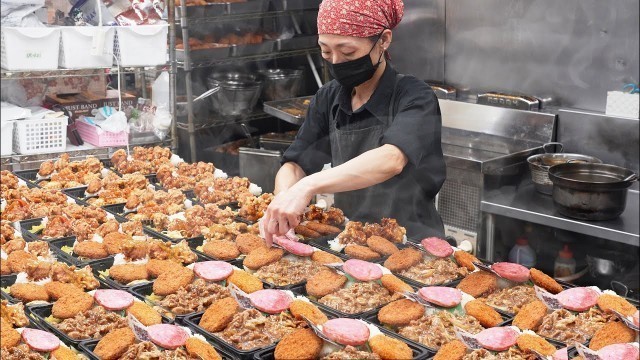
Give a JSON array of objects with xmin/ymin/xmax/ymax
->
[
  {"xmin": 252, "ymin": 320, "xmax": 432, "ymax": 360},
  {"xmin": 12, "ymin": 159, "xmax": 114, "ymax": 188},
  {"xmin": 364, "ymin": 306, "xmax": 512, "ymax": 355},
  {"xmin": 288, "ymin": 281, "xmax": 417, "ymax": 320},
  {"xmin": 1, "ymin": 274, "xmax": 20, "ymax": 303},
  {"xmin": 80, "ymin": 337, "xmax": 239, "ymax": 360},
  {"xmin": 29, "ymin": 301, "xmax": 173, "ymax": 347},
  {"xmin": 424, "ymin": 338, "xmax": 571, "ymax": 360},
  {"xmin": 310, "ymin": 236, "xmax": 409, "ymax": 265}
]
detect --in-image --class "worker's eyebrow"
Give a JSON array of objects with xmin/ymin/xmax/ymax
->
[{"xmin": 318, "ymin": 40, "xmax": 357, "ymax": 48}]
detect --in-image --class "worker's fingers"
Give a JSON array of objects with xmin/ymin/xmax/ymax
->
[
  {"xmin": 277, "ymin": 214, "xmax": 290, "ymax": 235},
  {"xmin": 286, "ymin": 214, "xmax": 301, "ymax": 230}
]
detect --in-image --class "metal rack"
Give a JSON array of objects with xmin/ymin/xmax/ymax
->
[{"xmin": 175, "ymin": 0, "xmax": 323, "ymax": 161}]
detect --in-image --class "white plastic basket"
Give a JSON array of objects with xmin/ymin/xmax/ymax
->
[
  {"xmin": 114, "ymin": 24, "xmax": 168, "ymax": 66},
  {"xmin": 1, "ymin": 120, "xmax": 14, "ymax": 156},
  {"xmin": 13, "ymin": 117, "xmax": 67, "ymax": 155},
  {"xmin": 59, "ymin": 26, "xmax": 115, "ymax": 69},
  {"xmin": 1, "ymin": 27, "xmax": 61, "ymax": 71}
]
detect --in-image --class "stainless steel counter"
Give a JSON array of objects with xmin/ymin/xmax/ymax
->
[{"xmin": 482, "ymin": 183, "xmax": 639, "ymax": 258}]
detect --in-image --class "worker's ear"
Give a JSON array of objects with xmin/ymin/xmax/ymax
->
[{"xmin": 380, "ymin": 29, "xmax": 393, "ymax": 50}]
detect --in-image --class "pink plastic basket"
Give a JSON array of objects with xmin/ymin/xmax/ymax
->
[{"xmin": 75, "ymin": 119, "xmax": 128, "ymax": 147}]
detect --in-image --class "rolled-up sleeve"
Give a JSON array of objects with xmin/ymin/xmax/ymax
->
[
  {"xmin": 381, "ymin": 79, "xmax": 442, "ymax": 168},
  {"xmin": 281, "ymin": 93, "xmax": 332, "ymax": 175}
]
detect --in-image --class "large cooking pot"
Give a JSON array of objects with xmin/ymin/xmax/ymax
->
[
  {"xmin": 548, "ymin": 163, "xmax": 638, "ymax": 221},
  {"xmin": 258, "ymin": 69, "xmax": 303, "ymax": 101},
  {"xmin": 527, "ymin": 142, "xmax": 602, "ymax": 195},
  {"xmin": 206, "ymin": 72, "xmax": 262, "ymax": 118}
]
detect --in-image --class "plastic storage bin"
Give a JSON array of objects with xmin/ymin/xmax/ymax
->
[
  {"xmin": 75, "ymin": 118, "xmax": 128, "ymax": 147},
  {"xmin": 1, "ymin": 120, "xmax": 14, "ymax": 155},
  {"xmin": 114, "ymin": 24, "xmax": 168, "ymax": 66},
  {"xmin": 13, "ymin": 117, "xmax": 67, "ymax": 155},
  {"xmin": 1, "ymin": 27, "xmax": 61, "ymax": 71},
  {"xmin": 59, "ymin": 26, "xmax": 115, "ymax": 68}
]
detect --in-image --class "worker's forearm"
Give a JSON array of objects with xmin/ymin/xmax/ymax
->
[
  {"xmin": 296, "ymin": 145, "xmax": 407, "ymax": 195},
  {"xmin": 274, "ymin": 162, "xmax": 307, "ymax": 194}
]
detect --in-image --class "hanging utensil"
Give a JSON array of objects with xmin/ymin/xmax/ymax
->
[
  {"xmin": 192, "ymin": 86, "xmax": 220, "ymax": 103},
  {"xmin": 240, "ymin": 122, "xmax": 256, "ymax": 148}
]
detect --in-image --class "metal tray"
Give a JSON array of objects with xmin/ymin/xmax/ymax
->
[
  {"xmin": 177, "ymin": 46, "xmax": 231, "ymax": 62},
  {"xmin": 230, "ymin": 41, "xmax": 276, "ymax": 57},
  {"xmin": 79, "ymin": 337, "xmax": 239, "ymax": 360},
  {"xmin": 273, "ymin": 0, "xmax": 321, "ymax": 11},
  {"xmin": 276, "ymin": 35, "xmax": 318, "ymax": 51},
  {"xmin": 263, "ymin": 96, "xmax": 312, "ymax": 125}
]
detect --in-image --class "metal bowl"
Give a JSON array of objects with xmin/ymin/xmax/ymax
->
[
  {"xmin": 207, "ymin": 72, "xmax": 262, "ymax": 118},
  {"xmin": 258, "ymin": 69, "xmax": 303, "ymax": 101}
]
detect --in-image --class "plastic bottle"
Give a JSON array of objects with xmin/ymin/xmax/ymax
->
[
  {"xmin": 508, "ymin": 238, "xmax": 536, "ymax": 268},
  {"xmin": 554, "ymin": 245, "xmax": 576, "ymax": 278},
  {"xmin": 151, "ymin": 72, "xmax": 170, "ymax": 109}
]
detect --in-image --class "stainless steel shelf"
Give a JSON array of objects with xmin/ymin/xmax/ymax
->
[
  {"xmin": 177, "ymin": 48, "xmax": 318, "ymax": 68},
  {"xmin": 176, "ymin": 111, "xmax": 272, "ymax": 130},
  {"xmin": 481, "ymin": 183, "xmax": 639, "ymax": 247},
  {"xmin": 178, "ymin": 10, "xmax": 292, "ymax": 25},
  {"xmin": 0, "ymin": 66, "xmax": 169, "ymax": 80}
]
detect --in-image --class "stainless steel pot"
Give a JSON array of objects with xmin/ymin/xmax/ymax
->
[
  {"xmin": 206, "ymin": 72, "xmax": 262, "ymax": 118},
  {"xmin": 527, "ymin": 142, "xmax": 602, "ymax": 195},
  {"xmin": 548, "ymin": 163, "xmax": 639, "ymax": 220},
  {"xmin": 258, "ymin": 69, "xmax": 303, "ymax": 101}
]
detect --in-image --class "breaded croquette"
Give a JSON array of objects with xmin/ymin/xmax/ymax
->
[
  {"xmin": 227, "ymin": 269, "xmax": 263, "ymax": 293},
  {"xmin": 44, "ymin": 281, "xmax": 82, "ymax": 301},
  {"xmin": 243, "ymin": 247, "xmax": 285, "ymax": 270},
  {"xmin": 434, "ymin": 340, "xmax": 467, "ymax": 360},
  {"xmin": 289, "ymin": 299, "xmax": 328, "ymax": 325},
  {"xmin": 153, "ymin": 266, "xmax": 194, "ymax": 296},
  {"xmin": 109, "ymin": 264, "xmax": 149, "ymax": 284},
  {"xmin": 367, "ymin": 236, "xmax": 399, "ymax": 256},
  {"xmin": 345, "ymin": 244, "xmax": 381, "ymax": 261},
  {"xmin": 9, "ymin": 283, "xmax": 49, "ymax": 303},
  {"xmin": 378, "ymin": 299, "xmax": 425, "ymax": 326},
  {"xmin": 127, "ymin": 301, "xmax": 162, "ymax": 326},
  {"xmin": 512, "ymin": 300, "xmax": 547, "ymax": 331},
  {"xmin": 464, "ymin": 299, "xmax": 504, "ymax": 328},
  {"xmin": 200, "ymin": 297, "xmax": 239, "ymax": 332},
  {"xmin": 454, "ymin": 250, "xmax": 479, "ymax": 272},
  {"xmin": 597, "ymin": 293, "xmax": 637, "ymax": 316},
  {"xmin": 146, "ymin": 259, "xmax": 181, "ymax": 278},
  {"xmin": 369, "ymin": 334, "xmax": 413, "ymax": 360},
  {"xmin": 73, "ymin": 241, "xmax": 108, "ymax": 259},
  {"xmin": 52, "ymin": 291, "xmax": 94, "ymax": 319},
  {"xmin": 186, "ymin": 337, "xmax": 222, "ymax": 360},
  {"xmin": 50, "ymin": 345, "xmax": 78, "ymax": 360},
  {"xmin": 306, "ymin": 269, "xmax": 347, "ymax": 298},
  {"xmin": 294, "ymin": 225, "xmax": 321, "ymax": 239},
  {"xmin": 203, "ymin": 240, "xmax": 240, "ymax": 261},
  {"xmin": 275, "ymin": 328, "xmax": 323, "ymax": 360},
  {"xmin": 94, "ymin": 327, "xmax": 136, "ymax": 360},
  {"xmin": 384, "ymin": 248, "xmax": 422, "ymax": 272},
  {"xmin": 589, "ymin": 321, "xmax": 637, "ymax": 351},
  {"xmin": 516, "ymin": 334, "xmax": 556, "ymax": 356},
  {"xmin": 311, "ymin": 251, "xmax": 343, "ymax": 265},
  {"xmin": 304, "ymin": 221, "xmax": 341, "ymax": 235},
  {"xmin": 530, "ymin": 268, "xmax": 563, "ymax": 294},
  {"xmin": 235, "ymin": 233, "xmax": 266, "ymax": 255},
  {"xmin": 456, "ymin": 271, "xmax": 497, "ymax": 298},
  {"xmin": 380, "ymin": 274, "xmax": 413, "ymax": 294}
]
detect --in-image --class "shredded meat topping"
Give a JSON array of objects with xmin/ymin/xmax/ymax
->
[
  {"xmin": 216, "ymin": 309, "xmax": 305, "ymax": 350},
  {"xmin": 399, "ymin": 257, "xmax": 468, "ymax": 286},
  {"xmin": 254, "ymin": 258, "xmax": 323, "ymax": 286},
  {"xmin": 463, "ymin": 348, "xmax": 536, "ymax": 360},
  {"xmin": 536, "ymin": 308, "xmax": 614, "ymax": 344},
  {"xmin": 0, "ymin": 344, "xmax": 46, "ymax": 360},
  {"xmin": 56, "ymin": 306, "xmax": 128, "ymax": 340},
  {"xmin": 322, "ymin": 346, "xmax": 381, "ymax": 360},
  {"xmin": 319, "ymin": 282, "xmax": 395, "ymax": 314},
  {"xmin": 480, "ymin": 285, "xmax": 538, "ymax": 315},
  {"xmin": 399, "ymin": 311, "xmax": 484, "ymax": 350},
  {"xmin": 118, "ymin": 341, "xmax": 197, "ymax": 360},
  {"xmin": 158, "ymin": 279, "xmax": 230, "ymax": 315}
]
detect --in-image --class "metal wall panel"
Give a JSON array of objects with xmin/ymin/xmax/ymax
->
[
  {"xmin": 390, "ymin": 0, "xmax": 445, "ymax": 81},
  {"xmin": 442, "ymin": 0, "xmax": 639, "ymax": 112}
]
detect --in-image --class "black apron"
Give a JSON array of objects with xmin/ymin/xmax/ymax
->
[{"xmin": 329, "ymin": 74, "xmax": 445, "ymax": 240}]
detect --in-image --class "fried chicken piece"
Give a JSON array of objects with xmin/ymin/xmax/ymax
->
[
  {"xmin": 1, "ymin": 260, "xmax": 10, "ymax": 275},
  {"xmin": 337, "ymin": 221, "xmax": 367, "ymax": 245},
  {"xmin": 121, "ymin": 239, "xmax": 149, "ymax": 261},
  {"xmin": 52, "ymin": 290, "xmax": 94, "ymax": 319},
  {"xmin": 7, "ymin": 250, "xmax": 36, "ymax": 273},
  {"xmin": 96, "ymin": 219, "xmax": 120, "ymax": 238},
  {"xmin": 110, "ymin": 149, "xmax": 128, "ymax": 167},
  {"xmin": 2, "ymin": 238, "xmax": 26, "ymax": 254},
  {"xmin": 38, "ymin": 160, "xmax": 55, "ymax": 177},
  {"xmin": 120, "ymin": 220, "xmax": 144, "ymax": 236},
  {"xmin": 9, "ymin": 283, "xmax": 49, "ymax": 303},
  {"xmin": 26, "ymin": 241, "xmax": 49, "ymax": 258},
  {"xmin": 379, "ymin": 218, "xmax": 406, "ymax": 243},
  {"xmin": 186, "ymin": 337, "xmax": 222, "ymax": 360},
  {"xmin": 0, "ymin": 317, "xmax": 21, "ymax": 349},
  {"xmin": 103, "ymin": 232, "xmax": 130, "ymax": 255},
  {"xmin": 94, "ymin": 327, "xmax": 136, "ymax": 360},
  {"xmin": 25, "ymin": 260, "xmax": 51, "ymax": 281}
]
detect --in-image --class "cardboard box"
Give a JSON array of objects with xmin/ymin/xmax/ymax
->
[{"xmin": 44, "ymin": 91, "xmax": 137, "ymax": 120}]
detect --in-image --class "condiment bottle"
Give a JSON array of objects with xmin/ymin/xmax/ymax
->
[
  {"xmin": 554, "ymin": 245, "xmax": 576, "ymax": 278},
  {"xmin": 508, "ymin": 238, "xmax": 536, "ymax": 268}
]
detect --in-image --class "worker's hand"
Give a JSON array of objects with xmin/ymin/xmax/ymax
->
[{"xmin": 262, "ymin": 183, "xmax": 312, "ymax": 247}]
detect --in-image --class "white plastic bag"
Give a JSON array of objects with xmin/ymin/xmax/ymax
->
[{"xmin": 1, "ymin": 0, "xmax": 45, "ymax": 27}]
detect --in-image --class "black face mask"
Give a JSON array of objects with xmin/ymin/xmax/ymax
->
[{"xmin": 326, "ymin": 34, "xmax": 384, "ymax": 89}]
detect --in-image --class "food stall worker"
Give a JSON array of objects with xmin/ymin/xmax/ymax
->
[{"xmin": 262, "ymin": 0, "xmax": 446, "ymax": 245}]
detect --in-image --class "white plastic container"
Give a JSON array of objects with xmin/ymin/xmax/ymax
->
[
  {"xmin": 152, "ymin": 71, "xmax": 170, "ymax": 108},
  {"xmin": 13, "ymin": 117, "xmax": 67, "ymax": 155},
  {"xmin": 1, "ymin": 27, "xmax": 61, "ymax": 71},
  {"xmin": 508, "ymin": 238, "xmax": 536, "ymax": 268},
  {"xmin": 59, "ymin": 26, "xmax": 115, "ymax": 68},
  {"xmin": 1, "ymin": 120, "xmax": 14, "ymax": 155},
  {"xmin": 114, "ymin": 24, "xmax": 168, "ymax": 66}
]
